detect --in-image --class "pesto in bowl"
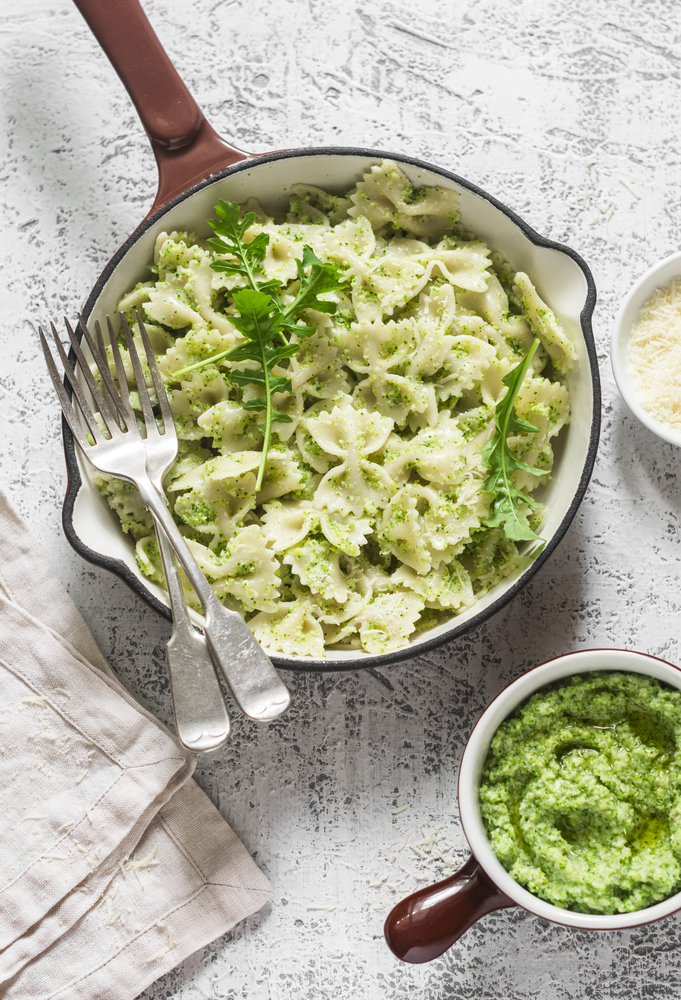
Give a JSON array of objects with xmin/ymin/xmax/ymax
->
[{"xmin": 479, "ymin": 671, "xmax": 681, "ymax": 914}]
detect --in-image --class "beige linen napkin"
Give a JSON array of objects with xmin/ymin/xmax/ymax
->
[{"xmin": 0, "ymin": 493, "xmax": 272, "ymax": 999}]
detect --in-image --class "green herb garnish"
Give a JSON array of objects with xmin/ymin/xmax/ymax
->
[
  {"xmin": 172, "ymin": 200, "xmax": 345, "ymax": 490},
  {"xmin": 481, "ymin": 337, "xmax": 547, "ymax": 543}
]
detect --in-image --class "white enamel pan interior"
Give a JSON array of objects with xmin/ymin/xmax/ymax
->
[{"xmin": 63, "ymin": 147, "xmax": 600, "ymax": 671}]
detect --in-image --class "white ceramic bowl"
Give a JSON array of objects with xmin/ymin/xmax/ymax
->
[
  {"xmin": 64, "ymin": 149, "xmax": 600, "ymax": 671},
  {"xmin": 459, "ymin": 648, "xmax": 681, "ymax": 930},
  {"xmin": 611, "ymin": 251, "xmax": 681, "ymax": 447},
  {"xmin": 385, "ymin": 649, "xmax": 681, "ymax": 964}
]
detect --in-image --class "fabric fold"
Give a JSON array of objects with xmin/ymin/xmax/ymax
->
[{"xmin": 0, "ymin": 492, "xmax": 272, "ymax": 999}]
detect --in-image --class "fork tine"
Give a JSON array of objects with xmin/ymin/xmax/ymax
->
[
  {"xmin": 49, "ymin": 322, "xmax": 107, "ymax": 444},
  {"xmin": 120, "ymin": 313, "xmax": 158, "ymax": 437},
  {"xmin": 62, "ymin": 317, "xmax": 120, "ymax": 436},
  {"xmin": 92, "ymin": 319, "xmax": 118, "ymax": 424},
  {"xmin": 135, "ymin": 310, "xmax": 174, "ymax": 436},
  {"xmin": 78, "ymin": 316, "xmax": 130, "ymax": 429},
  {"xmin": 106, "ymin": 315, "xmax": 136, "ymax": 423},
  {"xmin": 39, "ymin": 326, "xmax": 98, "ymax": 449}
]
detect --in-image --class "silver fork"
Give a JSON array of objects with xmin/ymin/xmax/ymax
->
[
  {"xmin": 91, "ymin": 316, "xmax": 231, "ymax": 753},
  {"xmin": 39, "ymin": 315, "xmax": 291, "ymax": 727}
]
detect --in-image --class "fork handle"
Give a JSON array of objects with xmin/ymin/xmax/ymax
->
[
  {"xmin": 139, "ymin": 481, "xmax": 291, "ymax": 722},
  {"xmin": 153, "ymin": 517, "xmax": 231, "ymax": 752}
]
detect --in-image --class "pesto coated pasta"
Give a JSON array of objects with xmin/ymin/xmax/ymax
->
[{"xmin": 98, "ymin": 160, "xmax": 574, "ymax": 656}]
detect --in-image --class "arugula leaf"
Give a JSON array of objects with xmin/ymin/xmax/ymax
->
[
  {"xmin": 287, "ymin": 247, "xmax": 346, "ymax": 315},
  {"xmin": 169, "ymin": 201, "xmax": 345, "ymax": 491},
  {"xmin": 207, "ymin": 201, "xmax": 270, "ymax": 286},
  {"xmin": 481, "ymin": 338, "xmax": 548, "ymax": 543}
]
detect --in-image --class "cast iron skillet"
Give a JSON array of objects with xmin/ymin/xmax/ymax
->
[{"xmin": 64, "ymin": 0, "xmax": 600, "ymax": 672}]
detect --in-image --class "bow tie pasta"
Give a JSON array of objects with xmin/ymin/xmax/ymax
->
[{"xmin": 99, "ymin": 160, "xmax": 573, "ymax": 657}]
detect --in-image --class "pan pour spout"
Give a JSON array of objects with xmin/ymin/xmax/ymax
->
[{"xmin": 72, "ymin": 0, "xmax": 251, "ymax": 216}]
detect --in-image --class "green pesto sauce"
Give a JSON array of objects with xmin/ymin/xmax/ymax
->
[{"xmin": 479, "ymin": 671, "xmax": 681, "ymax": 914}]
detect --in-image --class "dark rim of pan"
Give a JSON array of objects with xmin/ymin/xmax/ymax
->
[{"xmin": 61, "ymin": 146, "xmax": 601, "ymax": 673}]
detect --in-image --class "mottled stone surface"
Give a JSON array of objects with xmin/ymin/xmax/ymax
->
[{"xmin": 3, "ymin": 0, "xmax": 681, "ymax": 996}]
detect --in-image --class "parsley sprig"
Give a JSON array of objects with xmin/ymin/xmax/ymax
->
[
  {"xmin": 481, "ymin": 338, "xmax": 547, "ymax": 543},
  {"xmin": 171, "ymin": 200, "xmax": 345, "ymax": 491}
]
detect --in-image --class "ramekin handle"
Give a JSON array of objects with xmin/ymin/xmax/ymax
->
[{"xmin": 384, "ymin": 855, "xmax": 516, "ymax": 963}]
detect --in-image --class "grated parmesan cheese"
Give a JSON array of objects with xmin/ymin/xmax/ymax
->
[
  {"xmin": 619, "ymin": 177, "xmax": 641, "ymax": 199},
  {"xmin": 22, "ymin": 695, "xmax": 49, "ymax": 706},
  {"xmin": 629, "ymin": 276, "xmax": 681, "ymax": 429},
  {"xmin": 146, "ymin": 923, "xmax": 175, "ymax": 963},
  {"xmin": 102, "ymin": 897, "xmax": 121, "ymax": 927},
  {"xmin": 120, "ymin": 845, "xmax": 160, "ymax": 887}
]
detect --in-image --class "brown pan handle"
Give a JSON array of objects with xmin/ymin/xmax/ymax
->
[
  {"xmin": 384, "ymin": 855, "xmax": 516, "ymax": 963},
  {"xmin": 72, "ymin": 0, "xmax": 250, "ymax": 217}
]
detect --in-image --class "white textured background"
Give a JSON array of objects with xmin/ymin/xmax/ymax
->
[{"xmin": 3, "ymin": 0, "xmax": 681, "ymax": 997}]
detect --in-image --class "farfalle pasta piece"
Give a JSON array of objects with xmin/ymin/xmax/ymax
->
[
  {"xmin": 287, "ymin": 329, "xmax": 351, "ymax": 400},
  {"xmin": 316, "ymin": 217, "xmax": 376, "ymax": 278},
  {"xmin": 509, "ymin": 376, "xmax": 571, "ymax": 492},
  {"xmin": 197, "ymin": 400, "xmax": 261, "ymax": 453},
  {"xmin": 260, "ymin": 501, "xmax": 315, "ymax": 553},
  {"xmin": 362, "ymin": 257, "xmax": 431, "ymax": 319},
  {"xmin": 514, "ymin": 272, "xmax": 576, "ymax": 375},
  {"xmin": 173, "ymin": 475, "xmax": 256, "ymax": 544},
  {"xmin": 392, "ymin": 561, "xmax": 475, "ymax": 611},
  {"xmin": 383, "ymin": 413, "xmax": 486, "ymax": 489},
  {"xmin": 154, "ymin": 231, "xmax": 204, "ymax": 275},
  {"xmin": 283, "ymin": 536, "xmax": 349, "ymax": 603},
  {"xmin": 309, "ymin": 569, "xmax": 371, "ymax": 625},
  {"xmin": 175, "ymin": 369, "xmax": 231, "ymax": 422},
  {"xmin": 245, "ymin": 223, "xmax": 302, "ymax": 284},
  {"xmin": 344, "ymin": 285, "xmax": 463, "ymax": 426},
  {"xmin": 170, "ymin": 452, "xmax": 261, "ymax": 492},
  {"xmin": 169, "ymin": 452, "xmax": 259, "ymax": 541},
  {"xmin": 94, "ymin": 475, "xmax": 153, "ymax": 538},
  {"xmin": 187, "ymin": 255, "xmax": 242, "ymax": 340},
  {"xmin": 288, "ymin": 183, "xmax": 353, "ymax": 226},
  {"xmin": 170, "ymin": 448, "xmax": 304, "ymax": 505},
  {"xmin": 184, "ymin": 526, "xmax": 280, "ymax": 612},
  {"xmin": 318, "ymin": 511, "xmax": 373, "ymax": 557},
  {"xmin": 352, "ymin": 591, "xmax": 425, "ymax": 654},
  {"xmin": 166, "ymin": 440, "xmax": 212, "ymax": 484},
  {"xmin": 249, "ymin": 601, "xmax": 325, "ymax": 658},
  {"xmin": 349, "ymin": 160, "xmax": 461, "ymax": 239},
  {"xmin": 158, "ymin": 326, "xmax": 237, "ymax": 383},
  {"xmin": 143, "ymin": 270, "xmax": 204, "ymax": 331},
  {"xmin": 346, "ymin": 322, "xmax": 437, "ymax": 426},
  {"xmin": 379, "ymin": 482, "xmax": 489, "ymax": 574},
  {"xmin": 457, "ymin": 274, "xmax": 534, "ymax": 367},
  {"xmin": 373, "ymin": 236, "xmax": 492, "ymax": 297},
  {"xmin": 117, "ymin": 281, "xmax": 156, "ymax": 315},
  {"xmin": 261, "ymin": 499, "xmax": 371, "ymax": 556},
  {"xmin": 255, "ymin": 448, "xmax": 306, "ymax": 503},
  {"xmin": 135, "ymin": 536, "xmax": 164, "ymax": 585},
  {"xmin": 436, "ymin": 336, "xmax": 497, "ymax": 403},
  {"xmin": 305, "ymin": 404, "xmax": 395, "ymax": 516},
  {"xmin": 427, "ymin": 238, "xmax": 492, "ymax": 292}
]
